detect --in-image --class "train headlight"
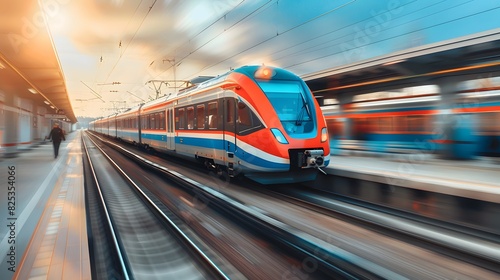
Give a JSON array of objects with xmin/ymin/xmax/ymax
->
[
  {"xmin": 321, "ymin": 127, "xmax": 328, "ymax": 142},
  {"xmin": 271, "ymin": 128, "xmax": 288, "ymax": 144},
  {"xmin": 255, "ymin": 66, "xmax": 276, "ymax": 79}
]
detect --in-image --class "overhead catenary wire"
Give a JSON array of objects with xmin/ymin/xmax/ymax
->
[
  {"xmin": 284, "ymin": 3, "xmax": 500, "ymax": 70},
  {"xmin": 101, "ymin": 0, "xmax": 155, "ymax": 94},
  {"xmin": 188, "ymin": 0, "xmax": 357, "ymax": 77},
  {"xmin": 152, "ymin": 0, "xmax": 274, "ymax": 80}
]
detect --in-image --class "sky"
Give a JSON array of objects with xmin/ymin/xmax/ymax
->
[{"xmin": 41, "ymin": 0, "xmax": 500, "ymax": 118}]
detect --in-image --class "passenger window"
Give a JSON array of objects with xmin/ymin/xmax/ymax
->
[
  {"xmin": 149, "ymin": 114, "xmax": 155, "ymax": 130},
  {"xmin": 237, "ymin": 102, "xmax": 252, "ymax": 127},
  {"xmin": 379, "ymin": 117, "xmax": 392, "ymax": 132},
  {"xmin": 154, "ymin": 113, "xmax": 159, "ymax": 130},
  {"xmin": 187, "ymin": 107, "xmax": 194, "ymax": 129},
  {"xmin": 407, "ymin": 115, "xmax": 424, "ymax": 132},
  {"xmin": 178, "ymin": 108, "xmax": 185, "ymax": 129},
  {"xmin": 235, "ymin": 101, "xmax": 263, "ymax": 135},
  {"xmin": 196, "ymin": 105, "xmax": 205, "ymax": 129},
  {"xmin": 226, "ymin": 99, "xmax": 235, "ymax": 124},
  {"xmin": 208, "ymin": 102, "xmax": 218, "ymax": 129},
  {"xmin": 394, "ymin": 116, "xmax": 406, "ymax": 132}
]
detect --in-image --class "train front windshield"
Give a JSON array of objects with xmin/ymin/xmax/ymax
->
[{"xmin": 258, "ymin": 81, "xmax": 314, "ymax": 135}]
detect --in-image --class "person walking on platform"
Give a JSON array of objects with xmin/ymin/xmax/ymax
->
[{"xmin": 48, "ymin": 122, "xmax": 66, "ymax": 158}]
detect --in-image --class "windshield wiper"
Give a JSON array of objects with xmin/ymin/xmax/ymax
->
[{"xmin": 295, "ymin": 93, "xmax": 311, "ymax": 126}]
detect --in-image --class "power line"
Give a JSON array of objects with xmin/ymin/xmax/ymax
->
[
  {"xmin": 102, "ymin": 0, "xmax": 156, "ymax": 87},
  {"xmin": 153, "ymin": 0, "xmax": 274, "ymax": 80},
  {"xmin": 190, "ymin": 0, "xmax": 357, "ymax": 76},
  {"xmin": 285, "ymin": 2, "xmax": 497, "ymax": 69}
]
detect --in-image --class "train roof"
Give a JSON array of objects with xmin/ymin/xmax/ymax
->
[{"xmin": 101, "ymin": 65, "xmax": 302, "ymax": 115}]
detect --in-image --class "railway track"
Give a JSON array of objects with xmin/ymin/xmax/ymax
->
[
  {"xmin": 85, "ymin": 131, "xmax": 396, "ymax": 279},
  {"xmin": 85, "ymin": 131, "xmax": 500, "ymax": 279},
  {"xmin": 82, "ymin": 132, "xmax": 230, "ymax": 279}
]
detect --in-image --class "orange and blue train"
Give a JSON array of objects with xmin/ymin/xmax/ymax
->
[
  {"xmin": 89, "ymin": 65, "xmax": 330, "ymax": 184},
  {"xmin": 322, "ymin": 86, "xmax": 500, "ymax": 159}
]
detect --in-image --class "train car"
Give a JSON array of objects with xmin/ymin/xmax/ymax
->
[
  {"xmin": 139, "ymin": 98, "xmax": 170, "ymax": 151},
  {"xmin": 108, "ymin": 113, "xmax": 118, "ymax": 139},
  {"xmin": 454, "ymin": 84, "xmax": 500, "ymax": 157},
  {"xmin": 90, "ymin": 65, "xmax": 330, "ymax": 184},
  {"xmin": 322, "ymin": 80, "xmax": 500, "ymax": 159},
  {"xmin": 116, "ymin": 107, "xmax": 141, "ymax": 145},
  {"xmin": 323, "ymin": 94, "xmax": 440, "ymax": 153},
  {"xmin": 93, "ymin": 116, "xmax": 109, "ymax": 135}
]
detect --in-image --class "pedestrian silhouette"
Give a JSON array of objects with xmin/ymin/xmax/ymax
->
[{"xmin": 48, "ymin": 123, "xmax": 66, "ymax": 158}]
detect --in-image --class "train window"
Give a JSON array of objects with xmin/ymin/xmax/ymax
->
[
  {"xmin": 197, "ymin": 105, "xmax": 205, "ymax": 129},
  {"xmin": 236, "ymin": 101, "xmax": 263, "ymax": 135},
  {"xmin": 494, "ymin": 113, "xmax": 500, "ymax": 132},
  {"xmin": 479, "ymin": 112, "xmax": 499, "ymax": 132},
  {"xmin": 495, "ymin": 113, "xmax": 500, "ymax": 132},
  {"xmin": 378, "ymin": 117, "xmax": 393, "ymax": 132},
  {"xmin": 159, "ymin": 112, "xmax": 165, "ymax": 130},
  {"xmin": 153, "ymin": 113, "xmax": 157, "ymax": 129},
  {"xmin": 394, "ymin": 116, "xmax": 406, "ymax": 132},
  {"xmin": 177, "ymin": 108, "xmax": 185, "ymax": 129},
  {"xmin": 407, "ymin": 115, "xmax": 425, "ymax": 132},
  {"xmin": 148, "ymin": 114, "xmax": 154, "ymax": 130},
  {"xmin": 226, "ymin": 99, "xmax": 235, "ymax": 124},
  {"xmin": 187, "ymin": 107, "xmax": 194, "ymax": 129},
  {"xmin": 257, "ymin": 81, "xmax": 311, "ymax": 124},
  {"xmin": 237, "ymin": 102, "xmax": 252, "ymax": 126},
  {"xmin": 208, "ymin": 102, "xmax": 218, "ymax": 129}
]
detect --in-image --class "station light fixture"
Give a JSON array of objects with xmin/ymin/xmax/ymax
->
[{"xmin": 28, "ymin": 88, "xmax": 37, "ymax": 94}]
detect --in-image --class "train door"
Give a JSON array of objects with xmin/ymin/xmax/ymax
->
[
  {"xmin": 223, "ymin": 97, "xmax": 236, "ymax": 176},
  {"xmin": 166, "ymin": 107, "xmax": 175, "ymax": 150}
]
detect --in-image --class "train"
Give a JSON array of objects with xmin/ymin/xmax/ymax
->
[
  {"xmin": 322, "ymin": 81, "xmax": 500, "ymax": 159},
  {"xmin": 89, "ymin": 65, "xmax": 330, "ymax": 184}
]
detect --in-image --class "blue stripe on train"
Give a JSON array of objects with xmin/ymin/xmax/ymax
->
[
  {"xmin": 142, "ymin": 132, "xmax": 290, "ymax": 170},
  {"xmin": 141, "ymin": 133, "xmax": 165, "ymax": 141}
]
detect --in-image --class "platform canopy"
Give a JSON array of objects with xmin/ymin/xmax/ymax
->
[{"xmin": 0, "ymin": 1, "xmax": 76, "ymax": 123}]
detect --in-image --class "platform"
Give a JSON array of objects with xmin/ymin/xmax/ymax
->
[
  {"xmin": 0, "ymin": 130, "xmax": 90, "ymax": 280},
  {"xmin": 325, "ymin": 149, "xmax": 500, "ymax": 203}
]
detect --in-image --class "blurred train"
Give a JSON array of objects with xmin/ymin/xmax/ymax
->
[
  {"xmin": 89, "ymin": 65, "xmax": 330, "ymax": 184},
  {"xmin": 322, "ymin": 81, "xmax": 500, "ymax": 159}
]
